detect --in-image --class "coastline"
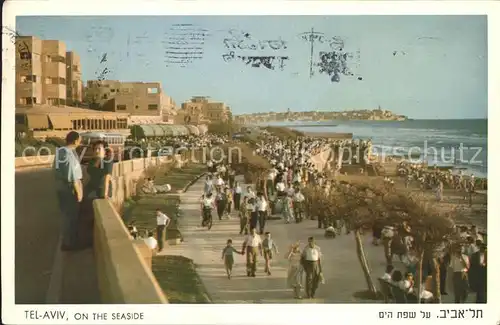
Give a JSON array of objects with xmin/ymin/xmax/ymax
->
[
  {"xmin": 303, "ymin": 131, "xmax": 353, "ymax": 139},
  {"xmin": 263, "ymin": 119, "xmax": 487, "ymax": 178}
]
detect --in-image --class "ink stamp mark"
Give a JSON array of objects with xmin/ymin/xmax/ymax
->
[
  {"xmin": 221, "ymin": 30, "xmax": 289, "ymax": 71},
  {"xmin": 223, "ymin": 29, "xmax": 287, "ymax": 51},
  {"xmin": 298, "ymin": 28, "xmax": 362, "ymax": 82},
  {"xmin": 2, "ymin": 26, "xmax": 33, "ymax": 70},
  {"xmin": 163, "ymin": 24, "xmax": 208, "ymax": 68}
]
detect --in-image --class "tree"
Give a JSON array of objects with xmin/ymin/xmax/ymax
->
[
  {"xmin": 303, "ymin": 179, "xmax": 387, "ymax": 296},
  {"xmin": 303, "ymin": 178, "xmax": 457, "ymax": 300},
  {"xmin": 229, "ymin": 142, "xmax": 271, "ymax": 198},
  {"xmin": 370, "ymin": 189, "xmax": 459, "ymax": 303}
]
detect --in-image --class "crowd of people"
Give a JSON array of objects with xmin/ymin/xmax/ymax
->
[
  {"xmin": 127, "ymin": 128, "xmax": 487, "ymax": 303},
  {"xmin": 125, "ymin": 134, "xmax": 230, "ymax": 159},
  {"xmin": 397, "ymin": 161, "xmax": 487, "ymax": 205},
  {"xmin": 193, "ymin": 134, "xmax": 336, "ymax": 299},
  {"xmin": 376, "ymin": 223, "xmax": 487, "ymax": 303}
]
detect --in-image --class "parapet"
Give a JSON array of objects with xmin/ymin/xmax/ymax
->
[{"xmin": 93, "ymin": 199, "xmax": 168, "ymax": 304}]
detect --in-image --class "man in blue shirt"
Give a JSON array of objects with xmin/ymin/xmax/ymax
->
[{"xmin": 53, "ymin": 131, "xmax": 83, "ymax": 251}]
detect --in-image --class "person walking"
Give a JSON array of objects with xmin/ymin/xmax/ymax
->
[
  {"xmin": 239, "ymin": 196, "xmax": 250, "ymax": 235},
  {"xmin": 256, "ymin": 192, "xmax": 268, "ymax": 234},
  {"xmin": 233, "ymin": 181, "xmax": 242, "ymax": 211},
  {"xmin": 228, "ymin": 168, "xmax": 236, "ymax": 189},
  {"xmin": 156, "ymin": 209, "xmax": 171, "ymax": 252},
  {"xmin": 221, "ymin": 239, "xmax": 243, "ymax": 279},
  {"xmin": 286, "ymin": 241, "xmax": 304, "ymax": 299},
  {"xmin": 282, "ymin": 193, "xmax": 294, "ymax": 224},
  {"xmin": 301, "ymin": 237, "xmax": 322, "ymax": 299},
  {"xmin": 215, "ymin": 188, "xmax": 227, "ymax": 220},
  {"xmin": 469, "ymin": 243, "xmax": 487, "ymax": 303},
  {"xmin": 225, "ymin": 187, "xmax": 233, "ymax": 218},
  {"xmin": 262, "ymin": 232, "xmax": 279, "ymax": 275},
  {"xmin": 53, "ymin": 131, "xmax": 83, "ymax": 251},
  {"xmin": 293, "ymin": 188, "xmax": 305, "ymax": 223},
  {"xmin": 436, "ymin": 180, "xmax": 444, "ymax": 202},
  {"xmin": 248, "ymin": 196, "xmax": 259, "ymax": 231},
  {"xmin": 242, "ymin": 228, "xmax": 263, "ymax": 277},
  {"xmin": 450, "ymin": 247, "xmax": 470, "ymax": 303},
  {"xmin": 204, "ymin": 175, "xmax": 214, "ymax": 195}
]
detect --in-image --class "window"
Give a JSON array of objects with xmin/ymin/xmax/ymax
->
[
  {"xmin": 20, "ymin": 52, "xmax": 32, "ymax": 60},
  {"xmin": 22, "ymin": 97, "xmax": 36, "ymax": 105},
  {"xmin": 102, "ymin": 94, "xmax": 108, "ymax": 99},
  {"xmin": 148, "ymin": 104, "xmax": 158, "ymax": 110},
  {"xmin": 135, "ymin": 105, "xmax": 139, "ymax": 109},
  {"xmin": 116, "ymin": 105, "xmax": 127, "ymax": 110},
  {"xmin": 147, "ymin": 87, "xmax": 158, "ymax": 94},
  {"xmin": 26, "ymin": 75, "xmax": 36, "ymax": 82},
  {"xmin": 47, "ymin": 98, "xmax": 59, "ymax": 105},
  {"xmin": 45, "ymin": 77, "xmax": 62, "ymax": 85},
  {"xmin": 111, "ymin": 89, "xmax": 116, "ymax": 92}
]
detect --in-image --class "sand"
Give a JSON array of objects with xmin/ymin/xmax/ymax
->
[{"xmin": 336, "ymin": 161, "xmax": 487, "ymax": 231}]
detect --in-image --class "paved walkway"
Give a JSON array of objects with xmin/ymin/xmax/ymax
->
[
  {"xmin": 163, "ymin": 177, "xmax": 400, "ymax": 303},
  {"xmin": 15, "ymin": 169, "xmax": 100, "ymax": 304}
]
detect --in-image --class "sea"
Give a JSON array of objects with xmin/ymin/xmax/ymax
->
[{"xmin": 266, "ymin": 119, "xmax": 488, "ymax": 178}]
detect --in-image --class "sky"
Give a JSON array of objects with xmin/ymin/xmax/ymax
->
[{"xmin": 17, "ymin": 15, "xmax": 487, "ymax": 119}]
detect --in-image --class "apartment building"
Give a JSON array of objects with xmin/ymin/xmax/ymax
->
[
  {"xmin": 16, "ymin": 36, "xmax": 44, "ymax": 105},
  {"xmin": 85, "ymin": 80, "xmax": 177, "ymax": 124},
  {"xmin": 66, "ymin": 51, "xmax": 83, "ymax": 106},
  {"xmin": 15, "ymin": 36, "xmax": 83, "ymax": 107},
  {"xmin": 180, "ymin": 96, "xmax": 231, "ymax": 124}
]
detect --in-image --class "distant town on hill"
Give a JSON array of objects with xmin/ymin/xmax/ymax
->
[{"xmin": 234, "ymin": 108, "xmax": 408, "ymax": 124}]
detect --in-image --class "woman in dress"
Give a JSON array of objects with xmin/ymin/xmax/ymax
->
[
  {"xmin": 224, "ymin": 187, "xmax": 233, "ymax": 218},
  {"xmin": 80, "ymin": 140, "xmax": 113, "ymax": 248},
  {"xmin": 436, "ymin": 180, "xmax": 444, "ymax": 202},
  {"xmin": 286, "ymin": 241, "xmax": 304, "ymax": 299},
  {"xmin": 282, "ymin": 194, "xmax": 294, "ymax": 224}
]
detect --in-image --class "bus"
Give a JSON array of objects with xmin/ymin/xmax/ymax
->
[{"xmin": 76, "ymin": 132, "xmax": 126, "ymax": 163}]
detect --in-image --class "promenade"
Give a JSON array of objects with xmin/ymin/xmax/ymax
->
[
  {"xmin": 164, "ymin": 176, "xmax": 393, "ymax": 303},
  {"xmin": 15, "ymin": 169, "xmax": 99, "ymax": 304}
]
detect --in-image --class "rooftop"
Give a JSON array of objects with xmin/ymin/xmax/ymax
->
[{"xmin": 16, "ymin": 104, "xmax": 130, "ymax": 116}]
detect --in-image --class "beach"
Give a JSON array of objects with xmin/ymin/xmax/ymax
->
[
  {"xmin": 336, "ymin": 160, "xmax": 487, "ymax": 231},
  {"xmin": 268, "ymin": 119, "xmax": 488, "ymax": 178}
]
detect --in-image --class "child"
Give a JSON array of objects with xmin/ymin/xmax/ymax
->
[
  {"xmin": 262, "ymin": 232, "xmax": 279, "ymax": 275},
  {"xmin": 221, "ymin": 239, "xmax": 243, "ymax": 279}
]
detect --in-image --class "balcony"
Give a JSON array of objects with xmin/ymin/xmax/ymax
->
[
  {"xmin": 17, "ymin": 82, "xmax": 39, "ymax": 97},
  {"xmin": 44, "ymin": 59, "xmax": 66, "ymax": 77},
  {"xmin": 45, "ymin": 84, "xmax": 66, "ymax": 98}
]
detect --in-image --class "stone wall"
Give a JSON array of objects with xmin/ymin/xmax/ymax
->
[
  {"xmin": 16, "ymin": 154, "xmax": 186, "ymax": 303},
  {"xmin": 93, "ymin": 199, "xmax": 167, "ymax": 303},
  {"xmin": 110, "ymin": 154, "xmax": 185, "ymax": 208}
]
